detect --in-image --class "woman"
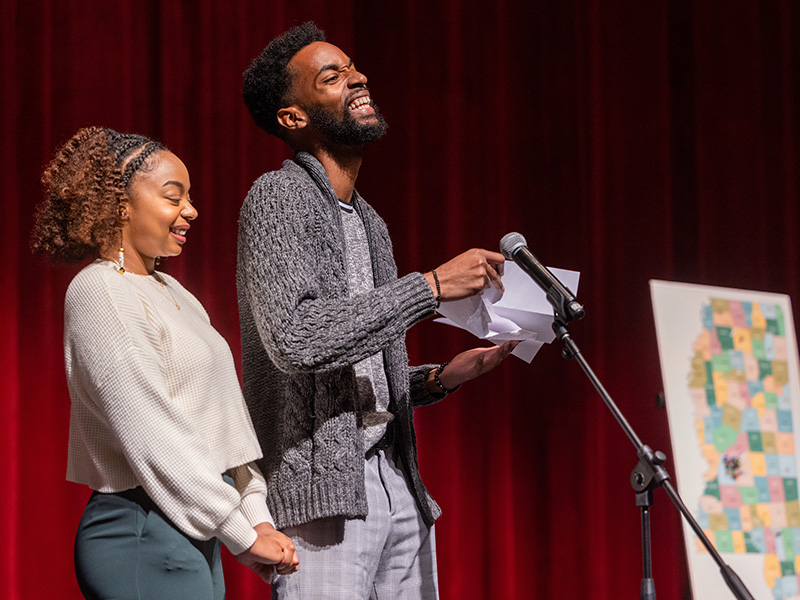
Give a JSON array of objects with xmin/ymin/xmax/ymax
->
[{"xmin": 31, "ymin": 127, "xmax": 298, "ymax": 599}]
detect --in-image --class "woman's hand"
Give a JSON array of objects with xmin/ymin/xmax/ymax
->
[{"xmin": 235, "ymin": 522, "xmax": 299, "ymax": 583}]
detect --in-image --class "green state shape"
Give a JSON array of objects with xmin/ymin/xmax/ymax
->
[
  {"xmin": 783, "ymin": 527, "xmax": 795, "ymax": 558},
  {"xmin": 767, "ymin": 319, "xmax": 780, "ymax": 335},
  {"xmin": 748, "ymin": 432, "xmax": 763, "ymax": 452},
  {"xmin": 785, "ymin": 479, "xmax": 798, "ymax": 502},
  {"xmin": 740, "ymin": 486, "xmax": 759, "ymax": 505},
  {"xmin": 751, "ymin": 338, "xmax": 766, "ymax": 359},
  {"xmin": 782, "ymin": 561, "xmax": 796, "ymax": 576},
  {"xmin": 705, "ymin": 383, "xmax": 716, "ymax": 406},
  {"xmin": 717, "ymin": 327, "xmax": 734, "ymax": 351},
  {"xmin": 765, "ymin": 393, "xmax": 778, "ymax": 410},
  {"xmin": 713, "ymin": 424, "xmax": 739, "ymax": 453},
  {"xmin": 705, "ymin": 479, "xmax": 721, "ymax": 499},
  {"xmin": 714, "ymin": 530, "xmax": 734, "ymax": 553},
  {"xmin": 712, "ymin": 353, "xmax": 731, "ymax": 373},
  {"xmin": 776, "ymin": 308, "xmax": 786, "ymax": 336},
  {"xmin": 744, "ymin": 532, "xmax": 760, "ymax": 553},
  {"xmin": 758, "ymin": 359, "xmax": 773, "ymax": 379}
]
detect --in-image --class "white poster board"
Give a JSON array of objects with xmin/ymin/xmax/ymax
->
[{"xmin": 651, "ymin": 280, "xmax": 800, "ymax": 600}]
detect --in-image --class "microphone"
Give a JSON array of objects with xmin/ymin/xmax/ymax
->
[{"xmin": 500, "ymin": 232, "xmax": 585, "ymax": 322}]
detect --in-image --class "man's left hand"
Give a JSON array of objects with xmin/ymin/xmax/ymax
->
[{"xmin": 427, "ymin": 340, "xmax": 520, "ymax": 393}]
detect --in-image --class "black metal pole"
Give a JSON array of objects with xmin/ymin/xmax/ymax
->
[{"xmin": 552, "ymin": 319, "xmax": 754, "ymax": 600}]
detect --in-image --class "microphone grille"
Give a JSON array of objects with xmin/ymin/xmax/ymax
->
[{"xmin": 500, "ymin": 232, "xmax": 527, "ymax": 260}]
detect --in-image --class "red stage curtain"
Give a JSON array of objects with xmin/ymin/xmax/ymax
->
[{"xmin": 2, "ymin": 1, "xmax": 799, "ymax": 598}]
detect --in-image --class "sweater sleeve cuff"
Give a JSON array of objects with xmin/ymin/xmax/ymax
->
[
  {"xmin": 392, "ymin": 272, "xmax": 438, "ymax": 327},
  {"xmin": 216, "ymin": 508, "xmax": 257, "ymax": 556},
  {"xmin": 410, "ymin": 363, "xmax": 446, "ymax": 407},
  {"xmin": 240, "ymin": 493, "xmax": 275, "ymax": 528}
]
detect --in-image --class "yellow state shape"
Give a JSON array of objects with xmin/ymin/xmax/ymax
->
[
  {"xmin": 713, "ymin": 371, "xmax": 729, "ymax": 406},
  {"xmin": 731, "ymin": 531, "xmax": 746, "ymax": 553},
  {"xmin": 703, "ymin": 445, "xmax": 721, "ymax": 479},
  {"xmin": 786, "ymin": 502, "xmax": 800, "ymax": 527},
  {"xmin": 752, "ymin": 304, "xmax": 767, "ymax": 330},
  {"xmin": 689, "ymin": 352, "xmax": 709, "ymax": 387},
  {"xmin": 693, "ymin": 329, "xmax": 711, "ymax": 357},
  {"xmin": 721, "ymin": 403, "xmax": 742, "ymax": 431},
  {"xmin": 709, "ymin": 513, "xmax": 729, "ymax": 530},
  {"xmin": 749, "ymin": 452, "xmax": 767, "ymax": 476},
  {"xmin": 739, "ymin": 505, "xmax": 753, "ymax": 532},
  {"xmin": 762, "ymin": 432, "xmax": 778, "ymax": 453},
  {"xmin": 733, "ymin": 327, "xmax": 752, "ymax": 354},
  {"xmin": 764, "ymin": 554, "xmax": 782, "ymax": 588},
  {"xmin": 772, "ymin": 361, "xmax": 788, "ymax": 387},
  {"xmin": 712, "ymin": 300, "xmax": 733, "ymax": 325},
  {"xmin": 695, "ymin": 421, "xmax": 705, "ymax": 446},
  {"xmin": 751, "ymin": 392, "xmax": 766, "ymax": 417},
  {"xmin": 795, "ymin": 555, "xmax": 800, "ymax": 575},
  {"xmin": 755, "ymin": 504, "xmax": 772, "ymax": 528},
  {"xmin": 750, "ymin": 505, "xmax": 764, "ymax": 528}
]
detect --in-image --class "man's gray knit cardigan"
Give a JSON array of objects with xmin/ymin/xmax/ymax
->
[{"xmin": 237, "ymin": 151, "xmax": 444, "ymax": 529}]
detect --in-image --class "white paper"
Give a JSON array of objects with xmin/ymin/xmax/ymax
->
[{"xmin": 434, "ymin": 262, "xmax": 580, "ymax": 362}]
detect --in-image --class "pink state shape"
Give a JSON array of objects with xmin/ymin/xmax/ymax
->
[
  {"xmin": 770, "ymin": 502, "xmax": 788, "ymax": 528},
  {"xmin": 738, "ymin": 382, "xmax": 751, "ymax": 403},
  {"xmin": 727, "ymin": 385, "xmax": 747, "ymax": 411},
  {"xmin": 768, "ymin": 477, "xmax": 786, "ymax": 502},
  {"xmin": 764, "ymin": 527, "xmax": 777, "ymax": 554},
  {"xmin": 726, "ymin": 434, "xmax": 749, "ymax": 457},
  {"xmin": 762, "ymin": 410, "xmax": 778, "ymax": 432},
  {"xmin": 745, "ymin": 355, "xmax": 759, "ymax": 382},
  {"xmin": 692, "ymin": 388, "xmax": 711, "ymax": 417},
  {"xmin": 774, "ymin": 337, "xmax": 788, "ymax": 361},
  {"xmin": 710, "ymin": 329, "xmax": 722, "ymax": 355},
  {"xmin": 730, "ymin": 302, "xmax": 747, "ymax": 328},
  {"xmin": 720, "ymin": 486, "xmax": 743, "ymax": 508}
]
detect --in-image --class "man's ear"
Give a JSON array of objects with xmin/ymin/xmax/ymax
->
[{"xmin": 277, "ymin": 106, "xmax": 308, "ymax": 132}]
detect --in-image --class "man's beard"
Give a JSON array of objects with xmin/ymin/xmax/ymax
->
[{"xmin": 307, "ymin": 101, "xmax": 388, "ymax": 146}]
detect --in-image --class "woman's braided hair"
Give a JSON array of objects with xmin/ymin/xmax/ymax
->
[{"xmin": 31, "ymin": 127, "xmax": 166, "ymax": 262}]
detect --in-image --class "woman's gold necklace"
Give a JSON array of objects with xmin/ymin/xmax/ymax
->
[
  {"xmin": 102, "ymin": 257, "xmax": 180, "ymax": 310},
  {"xmin": 140, "ymin": 272, "xmax": 181, "ymax": 310}
]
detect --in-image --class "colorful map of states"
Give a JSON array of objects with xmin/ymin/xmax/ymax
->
[{"xmin": 690, "ymin": 299, "xmax": 798, "ymax": 600}]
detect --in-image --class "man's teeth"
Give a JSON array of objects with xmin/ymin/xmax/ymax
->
[{"xmin": 348, "ymin": 97, "xmax": 371, "ymax": 110}]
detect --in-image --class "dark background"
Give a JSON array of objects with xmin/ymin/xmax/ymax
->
[{"xmin": 3, "ymin": 1, "xmax": 799, "ymax": 598}]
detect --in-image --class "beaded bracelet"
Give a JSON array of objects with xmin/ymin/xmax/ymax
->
[
  {"xmin": 434, "ymin": 361, "xmax": 461, "ymax": 394},
  {"xmin": 431, "ymin": 269, "xmax": 442, "ymax": 308}
]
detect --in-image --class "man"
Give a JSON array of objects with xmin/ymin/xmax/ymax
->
[{"xmin": 238, "ymin": 22, "xmax": 517, "ymax": 599}]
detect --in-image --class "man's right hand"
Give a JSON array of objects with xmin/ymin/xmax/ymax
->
[{"xmin": 424, "ymin": 248, "xmax": 506, "ymax": 302}]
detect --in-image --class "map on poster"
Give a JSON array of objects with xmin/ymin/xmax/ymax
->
[{"xmin": 651, "ymin": 280, "xmax": 800, "ymax": 600}]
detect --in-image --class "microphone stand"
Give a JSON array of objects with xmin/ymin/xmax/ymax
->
[{"xmin": 551, "ymin": 315, "xmax": 754, "ymax": 600}]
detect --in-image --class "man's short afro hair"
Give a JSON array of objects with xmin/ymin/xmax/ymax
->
[{"xmin": 243, "ymin": 22, "xmax": 326, "ymax": 137}]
